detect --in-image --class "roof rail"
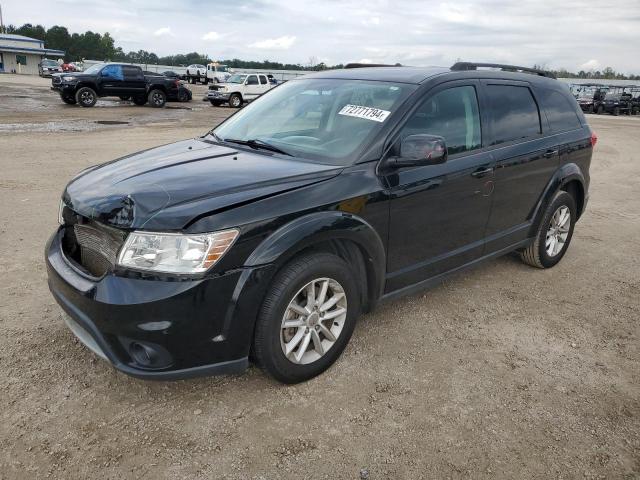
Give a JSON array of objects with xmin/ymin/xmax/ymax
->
[
  {"xmin": 451, "ymin": 62, "xmax": 556, "ymax": 79},
  {"xmin": 344, "ymin": 63, "xmax": 401, "ymax": 69}
]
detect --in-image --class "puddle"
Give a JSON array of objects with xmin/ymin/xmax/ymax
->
[
  {"xmin": 95, "ymin": 120, "xmax": 130, "ymax": 125},
  {"xmin": 0, "ymin": 121, "xmax": 98, "ymax": 133}
]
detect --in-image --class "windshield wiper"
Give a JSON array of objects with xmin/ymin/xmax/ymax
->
[{"xmin": 223, "ymin": 138, "xmax": 292, "ymax": 156}]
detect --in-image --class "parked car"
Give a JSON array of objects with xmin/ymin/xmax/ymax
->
[
  {"xmin": 162, "ymin": 70, "xmax": 184, "ymax": 80},
  {"xmin": 46, "ymin": 62, "xmax": 595, "ymax": 383},
  {"xmin": 38, "ymin": 59, "xmax": 62, "ymax": 77},
  {"xmin": 51, "ymin": 63, "xmax": 172, "ymax": 107},
  {"xmin": 598, "ymin": 90, "xmax": 633, "ymax": 115},
  {"xmin": 142, "ymin": 71, "xmax": 192, "ymax": 102},
  {"xmin": 630, "ymin": 87, "xmax": 640, "ymax": 115},
  {"xmin": 62, "ymin": 62, "xmax": 79, "ymax": 72},
  {"xmin": 186, "ymin": 64, "xmax": 207, "ymax": 83},
  {"xmin": 206, "ymin": 73, "xmax": 274, "ymax": 107}
]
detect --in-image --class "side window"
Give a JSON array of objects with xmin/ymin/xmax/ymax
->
[
  {"xmin": 537, "ymin": 88, "xmax": 582, "ymax": 132},
  {"xmin": 259, "ymin": 75, "xmax": 267, "ymax": 85},
  {"xmin": 101, "ymin": 65, "xmax": 124, "ymax": 80},
  {"xmin": 400, "ymin": 85, "xmax": 482, "ymax": 156},
  {"xmin": 123, "ymin": 66, "xmax": 142, "ymax": 80},
  {"xmin": 246, "ymin": 75, "xmax": 259, "ymax": 85},
  {"xmin": 486, "ymin": 85, "xmax": 541, "ymax": 144}
]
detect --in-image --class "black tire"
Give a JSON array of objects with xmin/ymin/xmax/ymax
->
[
  {"xmin": 209, "ymin": 100, "xmax": 222, "ymax": 107},
  {"xmin": 132, "ymin": 96, "xmax": 146, "ymax": 106},
  {"xmin": 597, "ymin": 105, "xmax": 604, "ymax": 115},
  {"xmin": 178, "ymin": 89, "xmax": 190, "ymax": 102},
  {"xmin": 204, "ymin": 77, "xmax": 209, "ymax": 85},
  {"xmin": 613, "ymin": 106, "xmax": 620, "ymax": 116},
  {"xmin": 60, "ymin": 94, "xmax": 76, "ymax": 105},
  {"xmin": 586, "ymin": 105, "xmax": 594, "ymax": 114},
  {"xmin": 75, "ymin": 86, "xmax": 97, "ymax": 107},
  {"xmin": 229, "ymin": 93, "xmax": 242, "ymax": 108},
  {"xmin": 119, "ymin": 95, "xmax": 131, "ymax": 101},
  {"xmin": 520, "ymin": 190, "xmax": 576, "ymax": 269},
  {"xmin": 253, "ymin": 253, "xmax": 360, "ymax": 384},
  {"xmin": 148, "ymin": 89, "xmax": 166, "ymax": 108}
]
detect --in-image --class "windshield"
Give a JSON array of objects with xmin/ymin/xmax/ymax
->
[
  {"xmin": 42, "ymin": 60, "xmax": 58, "ymax": 66},
  {"xmin": 227, "ymin": 74, "xmax": 247, "ymax": 84},
  {"xmin": 213, "ymin": 78, "xmax": 416, "ymax": 164},
  {"xmin": 217, "ymin": 65, "xmax": 228, "ymax": 72},
  {"xmin": 82, "ymin": 64, "xmax": 104, "ymax": 75}
]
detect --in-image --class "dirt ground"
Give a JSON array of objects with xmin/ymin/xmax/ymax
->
[{"xmin": 0, "ymin": 74, "xmax": 638, "ymax": 479}]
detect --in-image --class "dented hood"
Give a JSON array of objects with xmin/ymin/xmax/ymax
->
[{"xmin": 63, "ymin": 138, "xmax": 342, "ymax": 230}]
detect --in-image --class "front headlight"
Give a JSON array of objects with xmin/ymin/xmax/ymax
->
[
  {"xmin": 117, "ymin": 229, "xmax": 239, "ymax": 274},
  {"xmin": 63, "ymin": 76, "xmax": 77, "ymax": 82}
]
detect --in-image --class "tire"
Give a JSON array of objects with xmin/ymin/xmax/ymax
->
[
  {"xmin": 178, "ymin": 89, "xmax": 190, "ymax": 102},
  {"xmin": 597, "ymin": 105, "xmax": 604, "ymax": 115},
  {"xmin": 60, "ymin": 94, "xmax": 76, "ymax": 105},
  {"xmin": 587, "ymin": 105, "xmax": 594, "ymax": 114},
  {"xmin": 229, "ymin": 93, "xmax": 242, "ymax": 108},
  {"xmin": 253, "ymin": 253, "xmax": 360, "ymax": 384},
  {"xmin": 148, "ymin": 89, "xmax": 166, "ymax": 108},
  {"xmin": 209, "ymin": 100, "xmax": 222, "ymax": 107},
  {"xmin": 613, "ymin": 106, "xmax": 620, "ymax": 116},
  {"xmin": 75, "ymin": 87, "xmax": 97, "ymax": 107},
  {"xmin": 132, "ymin": 96, "xmax": 146, "ymax": 106},
  {"xmin": 520, "ymin": 190, "xmax": 576, "ymax": 269}
]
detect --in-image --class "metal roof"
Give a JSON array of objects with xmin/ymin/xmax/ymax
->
[
  {"xmin": 0, "ymin": 33, "xmax": 44, "ymax": 44},
  {"xmin": 0, "ymin": 44, "xmax": 65, "ymax": 56}
]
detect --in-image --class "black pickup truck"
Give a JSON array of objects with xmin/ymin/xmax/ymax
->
[{"xmin": 51, "ymin": 63, "xmax": 172, "ymax": 107}]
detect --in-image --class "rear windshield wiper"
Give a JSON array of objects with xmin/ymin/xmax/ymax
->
[{"xmin": 223, "ymin": 138, "xmax": 292, "ymax": 156}]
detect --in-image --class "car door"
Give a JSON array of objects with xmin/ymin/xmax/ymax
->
[
  {"xmin": 480, "ymin": 80, "xmax": 561, "ymax": 252},
  {"xmin": 244, "ymin": 75, "xmax": 261, "ymax": 99},
  {"xmin": 99, "ymin": 65, "xmax": 125, "ymax": 96},
  {"xmin": 383, "ymin": 81, "xmax": 495, "ymax": 293},
  {"xmin": 258, "ymin": 75, "xmax": 270, "ymax": 95},
  {"xmin": 122, "ymin": 66, "xmax": 146, "ymax": 97}
]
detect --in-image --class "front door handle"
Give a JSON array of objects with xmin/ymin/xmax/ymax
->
[
  {"xmin": 543, "ymin": 149, "xmax": 559, "ymax": 158},
  {"xmin": 471, "ymin": 167, "xmax": 494, "ymax": 178}
]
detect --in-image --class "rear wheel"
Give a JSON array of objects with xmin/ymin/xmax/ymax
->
[
  {"xmin": 133, "ymin": 96, "xmax": 146, "ymax": 106},
  {"xmin": 209, "ymin": 100, "xmax": 222, "ymax": 107},
  {"xmin": 613, "ymin": 106, "xmax": 620, "ymax": 116},
  {"xmin": 75, "ymin": 87, "xmax": 97, "ymax": 107},
  {"xmin": 178, "ymin": 89, "xmax": 190, "ymax": 102},
  {"xmin": 148, "ymin": 89, "xmax": 166, "ymax": 108},
  {"xmin": 520, "ymin": 190, "xmax": 576, "ymax": 269},
  {"xmin": 229, "ymin": 93, "xmax": 242, "ymax": 108},
  {"xmin": 253, "ymin": 253, "xmax": 360, "ymax": 383},
  {"xmin": 597, "ymin": 105, "xmax": 604, "ymax": 114},
  {"xmin": 586, "ymin": 105, "xmax": 594, "ymax": 114}
]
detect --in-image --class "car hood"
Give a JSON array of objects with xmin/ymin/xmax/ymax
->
[{"xmin": 63, "ymin": 138, "xmax": 343, "ymax": 231}]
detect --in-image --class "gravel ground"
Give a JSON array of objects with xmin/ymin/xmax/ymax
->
[{"xmin": 0, "ymin": 74, "xmax": 638, "ymax": 479}]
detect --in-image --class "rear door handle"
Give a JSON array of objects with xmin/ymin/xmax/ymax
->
[
  {"xmin": 543, "ymin": 149, "xmax": 559, "ymax": 158},
  {"xmin": 471, "ymin": 167, "xmax": 494, "ymax": 178}
]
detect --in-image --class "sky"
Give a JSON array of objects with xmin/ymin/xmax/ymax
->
[{"xmin": 3, "ymin": 0, "xmax": 640, "ymax": 74}]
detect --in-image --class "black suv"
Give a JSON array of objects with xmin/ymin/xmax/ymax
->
[
  {"xmin": 598, "ymin": 87, "xmax": 633, "ymax": 115},
  {"xmin": 51, "ymin": 63, "xmax": 171, "ymax": 107},
  {"xmin": 46, "ymin": 62, "xmax": 595, "ymax": 383},
  {"xmin": 574, "ymin": 83, "xmax": 608, "ymax": 114}
]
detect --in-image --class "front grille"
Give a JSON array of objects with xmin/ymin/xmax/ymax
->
[
  {"xmin": 52, "ymin": 76, "xmax": 62, "ymax": 85},
  {"xmin": 61, "ymin": 217, "xmax": 127, "ymax": 277}
]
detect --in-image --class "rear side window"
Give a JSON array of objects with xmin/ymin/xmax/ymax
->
[
  {"xmin": 123, "ymin": 66, "xmax": 142, "ymax": 80},
  {"xmin": 401, "ymin": 85, "xmax": 482, "ymax": 155},
  {"xmin": 537, "ymin": 88, "xmax": 582, "ymax": 132},
  {"xmin": 486, "ymin": 85, "xmax": 541, "ymax": 145},
  {"xmin": 259, "ymin": 75, "xmax": 268, "ymax": 85}
]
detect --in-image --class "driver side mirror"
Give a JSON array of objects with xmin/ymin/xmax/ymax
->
[{"xmin": 388, "ymin": 134, "xmax": 448, "ymax": 168}]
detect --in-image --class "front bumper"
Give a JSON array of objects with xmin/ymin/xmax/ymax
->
[
  {"xmin": 45, "ymin": 228, "xmax": 273, "ymax": 380},
  {"xmin": 205, "ymin": 90, "xmax": 231, "ymax": 102}
]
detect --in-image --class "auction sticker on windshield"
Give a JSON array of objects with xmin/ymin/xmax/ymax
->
[{"xmin": 338, "ymin": 104, "xmax": 391, "ymax": 122}]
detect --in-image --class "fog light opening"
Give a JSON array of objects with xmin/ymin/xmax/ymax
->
[{"xmin": 129, "ymin": 342, "xmax": 156, "ymax": 367}]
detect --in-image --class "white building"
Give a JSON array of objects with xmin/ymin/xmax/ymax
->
[{"xmin": 0, "ymin": 34, "xmax": 65, "ymax": 75}]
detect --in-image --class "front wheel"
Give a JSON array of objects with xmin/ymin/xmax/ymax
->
[
  {"xmin": 229, "ymin": 93, "xmax": 242, "ymax": 108},
  {"xmin": 60, "ymin": 94, "xmax": 76, "ymax": 105},
  {"xmin": 520, "ymin": 190, "xmax": 576, "ymax": 269},
  {"xmin": 253, "ymin": 253, "xmax": 360, "ymax": 383},
  {"xmin": 75, "ymin": 87, "xmax": 97, "ymax": 107},
  {"xmin": 147, "ymin": 89, "xmax": 166, "ymax": 108}
]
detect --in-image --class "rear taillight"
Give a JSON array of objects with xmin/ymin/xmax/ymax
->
[
  {"xmin": 174, "ymin": 80, "xmax": 180, "ymax": 87},
  {"xmin": 590, "ymin": 132, "xmax": 598, "ymax": 147}
]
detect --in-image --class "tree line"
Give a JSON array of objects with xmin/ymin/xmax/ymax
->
[{"xmin": 3, "ymin": 23, "xmax": 638, "ymax": 78}]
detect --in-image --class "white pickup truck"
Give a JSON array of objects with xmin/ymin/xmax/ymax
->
[
  {"xmin": 205, "ymin": 73, "xmax": 275, "ymax": 107},
  {"xmin": 185, "ymin": 63, "xmax": 231, "ymax": 84}
]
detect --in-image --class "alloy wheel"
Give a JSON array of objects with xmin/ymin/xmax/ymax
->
[
  {"xmin": 152, "ymin": 92, "xmax": 164, "ymax": 106},
  {"xmin": 80, "ymin": 91, "xmax": 94, "ymax": 105},
  {"xmin": 546, "ymin": 205, "xmax": 571, "ymax": 257},
  {"xmin": 280, "ymin": 277, "xmax": 347, "ymax": 365}
]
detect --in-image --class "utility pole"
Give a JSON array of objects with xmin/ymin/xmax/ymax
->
[{"xmin": 0, "ymin": 4, "xmax": 4, "ymax": 34}]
